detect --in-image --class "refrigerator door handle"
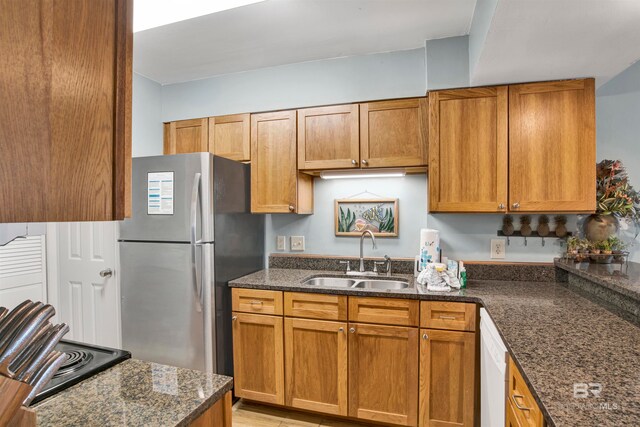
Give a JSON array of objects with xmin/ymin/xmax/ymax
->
[{"xmin": 191, "ymin": 172, "xmax": 203, "ymax": 312}]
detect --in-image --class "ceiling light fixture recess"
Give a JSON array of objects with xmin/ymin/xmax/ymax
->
[
  {"xmin": 319, "ymin": 169, "xmax": 406, "ymax": 180},
  {"xmin": 134, "ymin": 0, "xmax": 266, "ymax": 32}
]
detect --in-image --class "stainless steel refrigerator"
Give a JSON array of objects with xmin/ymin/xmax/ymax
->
[{"xmin": 119, "ymin": 153, "xmax": 264, "ymax": 375}]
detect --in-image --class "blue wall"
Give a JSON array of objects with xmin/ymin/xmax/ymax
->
[
  {"xmin": 131, "ymin": 46, "xmax": 640, "ymax": 262},
  {"xmin": 132, "ymin": 73, "xmax": 163, "ymax": 157}
]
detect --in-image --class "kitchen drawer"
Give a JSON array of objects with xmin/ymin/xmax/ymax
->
[
  {"xmin": 284, "ymin": 292, "xmax": 347, "ymax": 321},
  {"xmin": 508, "ymin": 356, "xmax": 544, "ymax": 427},
  {"xmin": 420, "ymin": 301, "xmax": 476, "ymax": 332},
  {"xmin": 232, "ymin": 288, "xmax": 283, "ymax": 315},
  {"xmin": 348, "ymin": 297, "xmax": 419, "ymax": 327}
]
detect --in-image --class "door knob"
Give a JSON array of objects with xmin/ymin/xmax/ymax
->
[{"xmin": 99, "ymin": 268, "xmax": 113, "ymax": 278}]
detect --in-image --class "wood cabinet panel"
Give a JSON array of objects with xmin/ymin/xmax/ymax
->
[
  {"xmin": 284, "ymin": 318, "xmax": 348, "ymax": 416},
  {"xmin": 348, "ymin": 323, "xmax": 419, "ymax": 426},
  {"xmin": 508, "ymin": 356, "xmax": 544, "ymax": 427},
  {"xmin": 297, "ymin": 104, "xmax": 360, "ymax": 170},
  {"xmin": 164, "ymin": 119, "xmax": 208, "ymax": 154},
  {"xmin": 429, "ymin": 87, "xmax": 508, "ymax": 212},
  {"xmin": 0, "ymin": 0, "xmax": 132, "ymax": 222},
  {"xmin": 506, "ymin": 400, "xmax": 523, "ymax": 427},
  {"xmin": 419, "ymin": 329, "xmax": 475, "ymax": 427},
  {"xmin": 189, "ymin": 391, "xmax": 232, "ymax": 427},
  {"xmin": 251, "ymin": 111, "xmax": 313, "ymax": 213},
  {"xmin": 284, "ymin": 292, "xmax": 347, "ymax": 321},
  {"xmin": 232, "ymin": 312, "xmax": 284, "ymax": 405},
  {"xmin": 420, "ymin": 301, "xmax": 477, "ymax": 332},
  {"xmin": 509, "ymin": 78, "xmax": 596, "ymax": 212},
  {"xmin": 232, "ymin": 288, "xmax": 283, "ymax": 315},
  {"xmin": 209, "ymin": 113, "xmax": 250, "ymax": 162},
  {"xmin": 348, "ymin": 297, "xmax": 419, "ymax": 327},
  {"xmin": 360, "ymin": 98, "xmax": 428, "ymax": 168}
]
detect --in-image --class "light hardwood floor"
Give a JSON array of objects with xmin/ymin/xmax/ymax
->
[{"xmin": 232, "ymin": 400, "xmax": 371, "ymax": 427}]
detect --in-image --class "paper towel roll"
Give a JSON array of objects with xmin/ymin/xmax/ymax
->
[{"xmin": 419, "ymin": 229, "xmax": 440, "ymax": 265}]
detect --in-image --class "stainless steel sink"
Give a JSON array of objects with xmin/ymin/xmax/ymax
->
[
  {"xmin": 302, "ymin": 276, "xmax": 408, "ymax": 290},
  {"xmin": 352, "ymin": 280, "xmax": 409, "ymax": 290},
  {"xmin": 302, "ymin": 277, "xmax": 358, "ymax": 287}
]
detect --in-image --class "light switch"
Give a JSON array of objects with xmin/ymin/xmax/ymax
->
[
  {"xmin": 276, "ymin": 236, "xmax": 286, "ymax": 251},
  {"xmin": 290, "ymin": 236, "xmax": 305, "ymax": 251}
]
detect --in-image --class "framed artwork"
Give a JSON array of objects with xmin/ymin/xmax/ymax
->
[{"xmin": 335, "ymin": 198, "xmax": 399, "ymax": 237}]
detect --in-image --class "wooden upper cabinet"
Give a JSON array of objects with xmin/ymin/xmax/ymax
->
[
  {"xmin": 429, "ymin": 87, "xmax": 508, "ymax": 213},
  {"xmin": 509, "ymin": 78, "xmax": 596, "ymax": 212},
  {"xmin": 232, "ymin": 312, "xmax": 284, "ymax": 405},
  {"xmin": 348, "ymin": 323, "xmax": 419, "ymax": 426},
  {"xmin": 163, "ymin": 118, "xmax": 208, "ymax": 154},
  {"xmin": 297, "ymin": 104, "xmax": 360, "ymax": 170},
  {"xmin": 285, "ymin": 318, "xmax": 348, "ymax": 416},
  {"xmin": 251, "ymin": 111, "xmax": 313, "ymax": 214},
  {"xmin": 0, "ymin": 0, "xmax": 132, "ymax": 222},
  {"xmin": 420, "ymin": 329, "xmax": 476, "ymax": 427},
  {"xmin": 360, "ymin": 98, "xmax": 428, "ymax": 168},
  {"xmin": 209, "ymin": 113, "xmax": 250, "ymax": 162}
]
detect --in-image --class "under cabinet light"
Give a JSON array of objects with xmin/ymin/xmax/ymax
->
[{"xmin": 319, "ymin": 169, "xmax": 406, "ymax": 180}]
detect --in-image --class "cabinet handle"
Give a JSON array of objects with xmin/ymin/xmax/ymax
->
[
  {"xmin": 349, "ymin": 327, "xmax": 356, "ymax": 334},
  {"xmin": 438, "ymin": 315, "xmax": 457, "ymax": 320},
  {"xmin": 511, "ymin": 394, "xmax": 531, "ymax": 412},
  {"xmin": 339, "ymin": 327, "xmax": 344, "ymax": 333},
  {"xmin": 498, "ymin": 203, "xmax": 505, "ymax": 210},
  {"xmin": 351, "ymin": 159, "xmax": 357, "ymax": 165},
  {"xmin": 232, "ymin": 316, "xmax": 237, "ymax": 321},
  {"xmin": 288, "ymin": 205, "xmax": 295, "ymax": 212},
  {"xmin": 361, "ymin": 159, "xmax": 368, "ymax": 165},
  {"xmin": 512, "ymin": 202, "xmax": 520, "ymax": 209},
  {"xmin": 250, "ymin": 300, "xmax": 263, "ymax": 306},
  {"xmin": 422, "ymin": 333, "xmax": 428, "ymax": 340}
]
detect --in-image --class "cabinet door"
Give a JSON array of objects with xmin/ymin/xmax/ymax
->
[
  {"xmin": 429, "ymin": 87, "xmax": 508, "ymax": 212},
  {"xmin": 0, "ymin": 0, "xmax": 132, "ymax": 222},
  {"xmin": 285, "ymin": 318, "xmax": 348, "ymax": 416},
  {"xmin": 297, "ymin": 105, "xmax": 359, "ymax": 170},
  {"xmin": 419, "ymin": 329, "xmax": 475, "ymax": 427},
  {"xmin": 348, "ymin": 323, "xmax": 419, "ymax": 426},
  {"xmin": 251, "ymin": 111, "xmax": 310, "ymax": 213},
  {"xmin": 163, "ymin": 118, "xmax": 208, "ymax": 154},
  {"xmin": 232, "ymin": 312, "xmax": 284, "ymax": 404},
  {"xmin": 360, "ymin": 98, "xmax": 428, "ymax": 168},
  {"xmin": 209, "ymin": 113, "xmax": 250, "ymax": 162},
  {"xmin": 509, "ymin": 79, "xmax": 596, "ymax": 212}
]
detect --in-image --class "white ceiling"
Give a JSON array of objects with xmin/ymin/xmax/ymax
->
[
  {"xmin": 133, "ymin": 0, "xmax": 477, "ymax": 84},
  {"xmin": 471, "ymin": 0, "xmax": 640, "ymax": 87}
]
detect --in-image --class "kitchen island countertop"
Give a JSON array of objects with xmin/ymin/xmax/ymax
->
[
  {"xmin": 230, "ymin": 268, "xmax": 640, "ymax": 427},
  {"xmin": 34, "ymin": 359, "xmax": 233, "ymax": 427}
]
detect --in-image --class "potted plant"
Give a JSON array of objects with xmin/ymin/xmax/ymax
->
[
  {"xmin": 576, "ymin": 238, "xmax": 590, "ymax": 262},
  {"xmin": 608, "ymin": 236, "xmax": 627, "ymax": 263},
  {"xmin": 595, "ymin": 240, "xmax": 613, "ymax": 264},
  {"xmin": 585, "ymin": 160, "xmax": 640, "ymax": 241},
  {"xmin": 566, "ymin": 236, "xmax": 579, "ymax": 255}
]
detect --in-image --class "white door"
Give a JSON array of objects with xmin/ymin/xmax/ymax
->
[
  {"xmin": 0, "ymin": 236, "xmax": 47, "ymax": 309},
  {"xmin": 53, "ymin": 222, "xmax": 120, "ymax": 348}
]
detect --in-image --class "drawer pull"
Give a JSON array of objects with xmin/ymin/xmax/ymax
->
[
  {"xmin": 232, "ymin": 316, "xmax": 237, "ymax": 321},
  {"xmin": 422, "ymin": 333, "xmax": 428, "ymax": 340},
  {"xmin": 349, "ymin": 327, "xmax": 356, "ymax": 334},
  {"xmin": 339, "ymin": 327, "xmax": 344, "ymax": 333},
  {"xmin": 439, "ymin": 315, "xmax": 457, "ymax": 320},
  {"xmin": 511, "ymin": 394, "xmax": 531, "ymax": 412},
  {"xmin": 250, "ymin": 300, "xmax": 263, "ymax": 306}
]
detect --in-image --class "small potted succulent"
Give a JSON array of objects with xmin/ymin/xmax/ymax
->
[
  {"xmin": 577, "ymin": 238, "xmax": 591, "ymax": 262},
  {"xmin": 595, "ymin": 240, "xmax": 613, "ymax": 264},
  {"xmin": 608, "ymin": 236, "xmax": 627, "ymax": 263},
  {"xmin": 566, "ymin": 236, "xmax": 579, "ymax": 255}
]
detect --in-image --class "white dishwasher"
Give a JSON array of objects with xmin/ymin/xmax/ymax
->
[{"xmin": 480, "ymin": 308, "xmax": 508, "ymax": 427}]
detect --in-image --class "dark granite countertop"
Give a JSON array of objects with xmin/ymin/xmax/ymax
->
[
  {"xmin": 34, "ymin": 359, "xmax": 233, "ymax": 427},
  {"xmin": 230, "ymin": 268, "xmax": 640, "ymax": 427},
  {"xmin": 555, "ymin": 258, "xmax": 640, "ymax": 302}
]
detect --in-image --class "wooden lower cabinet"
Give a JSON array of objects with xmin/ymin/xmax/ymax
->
[
  {"xmin": 231, "ymin": 312, "xmax": 284, "ymax": 404},
  {"xmin": 190, "ymin": 391, "xmax": 232, "ymax": 427},
  {"xmin": 348, "ymin": 323, "xmax": 419, "ymax": 426},
  {"xmin": 419, "ymin": 329, "xmax": 476, "ymax": 427},
  {"xmin": 508, "ymin": 356, "xmax": 544, "ymax": 427},
  {"xmin": 284, "ymin": 318, "xmax": 348, "ymax": 416}
]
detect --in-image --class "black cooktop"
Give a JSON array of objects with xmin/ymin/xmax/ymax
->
[{"xmin": 31, "ymin": 339, "xmax": 131, "ymax": 405}]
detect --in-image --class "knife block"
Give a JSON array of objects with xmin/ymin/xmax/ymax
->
[{"xmin": 0, "ymin": 376, "xmax": 36, "ymax": 427}]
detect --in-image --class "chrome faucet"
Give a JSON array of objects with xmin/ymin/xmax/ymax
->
[{"xmin": 358, "ymin": 230, "xmax": 377, "ymax": 272}]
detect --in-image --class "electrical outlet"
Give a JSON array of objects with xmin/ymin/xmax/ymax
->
[
  {"xmin": 276, "ymin": 235, "xmax": 286, "ymax": 251},
  {"xmin": 491, "ymin": 239, "xmax": 506, "ymax": 259},
  {"xmin": 290, "ymin": 236, "xmax": 305, "ymax": 251}
]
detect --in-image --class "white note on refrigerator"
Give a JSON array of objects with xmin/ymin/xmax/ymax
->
[{"xmin": 148, "ymin": 171, "xmax": 174, "ymax": 215}]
